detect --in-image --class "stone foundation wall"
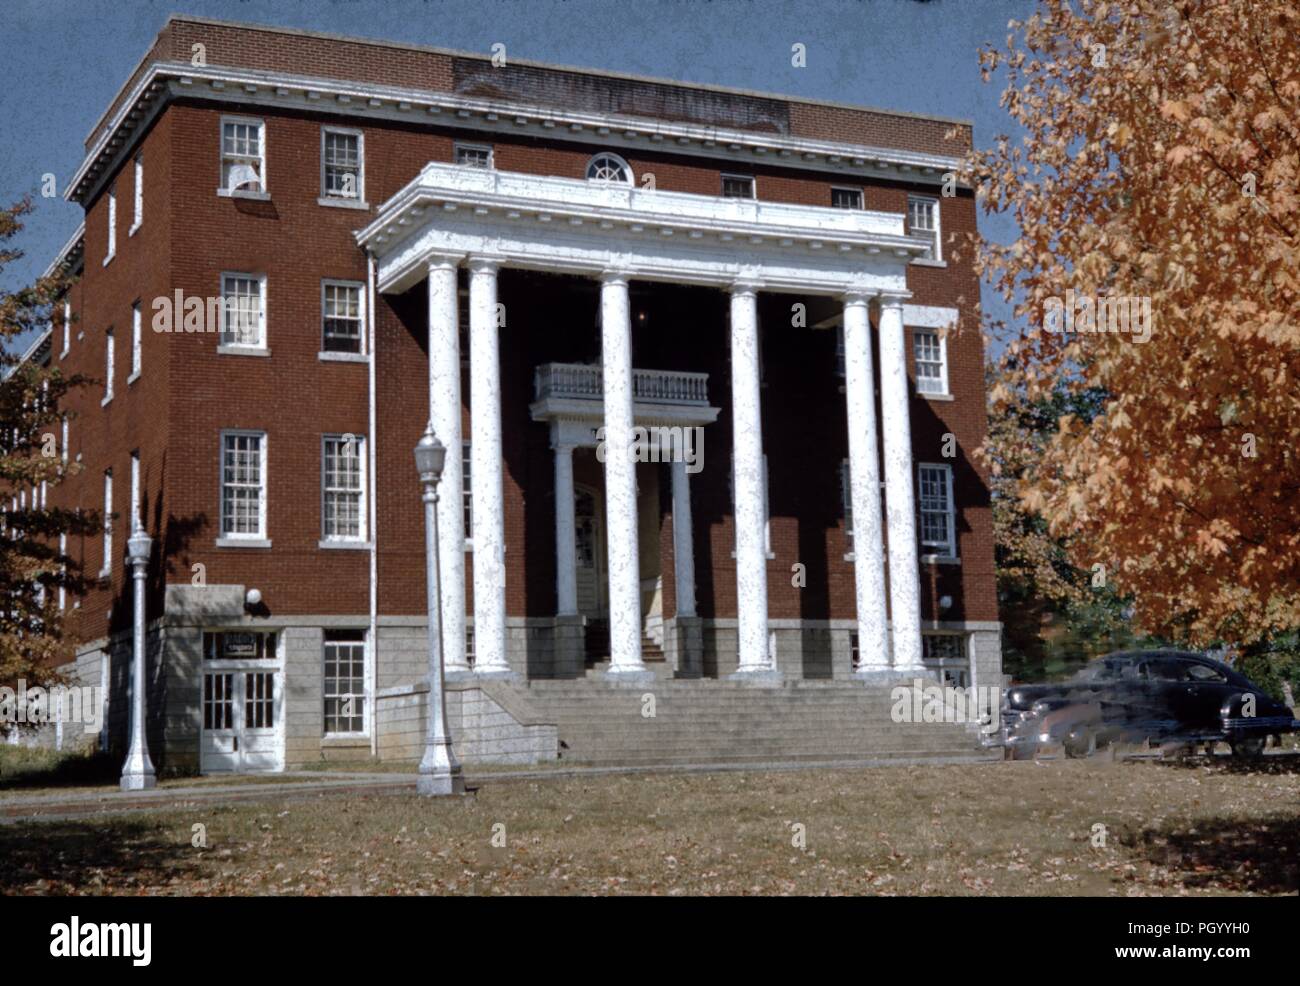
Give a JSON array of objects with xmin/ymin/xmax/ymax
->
[{"xmin": 375, "ymin": 679, "xmax": 558, "ymax": 765}]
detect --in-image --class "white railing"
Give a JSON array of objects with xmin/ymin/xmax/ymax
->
[
  {"xmin": 407, "ymin": 162, "xmax": 907, "ymax": 239},
  {"xmin": 534, "ymin": 363, "xmax": 709, "ymax": 406}
]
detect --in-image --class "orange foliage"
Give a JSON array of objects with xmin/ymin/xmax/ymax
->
[{"xmin": 972, "ymin": 0, "xmax": 1300, "ymax": 645}]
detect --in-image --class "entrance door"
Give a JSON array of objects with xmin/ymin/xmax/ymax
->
[
  {"xmin": 200, "ymin": 631, "xmax": 284, "ymax": 773},
  {"xmin": 574, "ymin": 486, "xmax": 606, "ymax": 617}
]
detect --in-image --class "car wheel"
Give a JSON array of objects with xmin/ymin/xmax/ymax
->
[
  {"xmin": 1229, "ymin": 736, "xmax": 1267, "ymax": 760},
  {"xmin": 1064, "ymin": 729, "xmax": 1096, "ymax": 759}
]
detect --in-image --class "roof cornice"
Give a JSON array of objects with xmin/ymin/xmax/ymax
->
[{"xmin": 67, "ymin": 61, "xmax": 970, "ymax": 206}]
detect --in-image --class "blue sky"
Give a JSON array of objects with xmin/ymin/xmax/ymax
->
[{"xmin": 0, "ymin": 0, "xmax": 1033, "ymax": 353}]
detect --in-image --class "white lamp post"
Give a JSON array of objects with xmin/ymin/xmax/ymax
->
[
  {"xmin": 415, "ymin": 422, "xmax": 465, "ymax": 796},
  {"xmin": 120, "ymin": 518, "xmax": 156, "ymax": 791}
]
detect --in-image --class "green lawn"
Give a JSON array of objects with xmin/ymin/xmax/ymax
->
[{"xmin": 3, "ymin": 755, "xmax": 1297, "ymax": 895}]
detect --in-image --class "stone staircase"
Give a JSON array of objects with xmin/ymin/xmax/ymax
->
[{"xmin": 493, "ymin": 678, "xmax": 995, "ymax": 767}]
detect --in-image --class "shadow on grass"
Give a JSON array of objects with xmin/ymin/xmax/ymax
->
[
  {"xmin": 1119, "ymin": 814, "xmax": 1300, "ymax": 894},
  {"xmin": 0, "ymin": 749, "xmax": 121, "ymax": 792},
  {"xmin": 1149, "ymin": 751, "xmax": 1300, "ymax": 777},
  {"xmin": 0, "ymin": 816, "xmax": 195, "ymax": 894}
]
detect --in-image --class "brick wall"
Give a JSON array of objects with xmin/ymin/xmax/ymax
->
[{"xmin": 54, "ymin": 24, "xmax": 997, "ymax": 654}]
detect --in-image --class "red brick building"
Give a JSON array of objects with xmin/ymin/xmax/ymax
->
[{"xmin": 35, "ymin": 15, "xmax": 999, "ymax": 772}]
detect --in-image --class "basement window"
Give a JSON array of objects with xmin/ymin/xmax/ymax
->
[
  {"xmin": 323, "ymin": 630, "xmax": 367, "ymax": 735},
  {"xmin": 922, "ymin": 633, "xmax": 970, "ymax": 687}
]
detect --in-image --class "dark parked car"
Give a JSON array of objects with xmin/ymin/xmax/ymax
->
[{"xmin": 996, "ymin": 649, "xmax": 1299, "ymax": 760}]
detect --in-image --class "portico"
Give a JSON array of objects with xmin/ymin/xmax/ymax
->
[{"xmin": 356, "ymin": 162, "xmax": 934, "ymax": 682}]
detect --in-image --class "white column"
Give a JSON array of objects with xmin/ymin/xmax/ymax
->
[
  {"xmin": 670, "ymin": 458, "xmax": 696, "ymax": 619},
  {"xmin": 554, "ymin": 440, "xmax": 578, "ymax": 617},
  {"xmin": 878, "ymin": 292, "xmax": 924, "ymax": 672},
  {"xmin": 729, "ymin": 281, "xmax": 775, "ymax": 675},
  {"xmin": 428, "ymin": 259, "xmax": 469, "ymax": 673},
  {"xmin": 468, "ymin": 258, "xmax": 511, "ymax": 675},
  {"xmin": 843, "ymin": 292, "xmax": 890, "ymax": 675},
  {"xmin": 599, "ymin": 273, "xmax": 647, "ymax": 675}
]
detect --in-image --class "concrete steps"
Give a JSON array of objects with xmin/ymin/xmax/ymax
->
[{"xmin": 497, "ymin": 678, "xmax": 988, "ymax": 766}]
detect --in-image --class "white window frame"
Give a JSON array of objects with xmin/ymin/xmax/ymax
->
[
  {"xmin": 907, "ymin": 194, "xmax": 941, "ymax": 263},
  {"xmin": 586, "ymin": 152, "xmax": 634, "ymax": 184},
  {"xmin": 130, "ymin": 153, "xmax": 143, "ymax": 233},
  {"xmin": 218, "ymin": 430, "xmax": 269, "ymax": 546},
  {"xmin": 129, "ymin": 301, "xmax": 142, "ymax": 381},
  {"xmin": 721, "ymin": 173, "xmax": 756, "ymax": 199},
  {"xmin": 130, "ymin": 451, "xmax": 141, "ymax": 529},
  {"xmin": 60, "ymin": 300, "xmax": 70, "ymax": 358},
  {"xmin": 58, "ymin": 532, "xmax": 67, "ymax": 611},
  {"xmin": 322, "ymin": 629, "xmax": 370, "ymax": 738},
  {"xmin": 99, "ymin": 469, "xmax": 113, "ymax": 578},
  {"xmin": 320, "ymin": 434, "xmax": 368, "ymax": 545},
  {"xmin": 61, "ymin": 415, "xmax": 68, "ymax": 465},
  {"xmin": 218, "ymin": 272, "xmax": 268, "ymax": 353},
  {"xmin": 320, "ymin": 279, "xmax": 366, "ymax": 359},
  {"xmin": 103, "ymin": 184, "xmax": 116, "ymax": 265},
  {"xmin": 101, "ymin": 329, "xmax": 114, "ymax": 405},
  {"xmin": 917, "ymin": 462, "xmax": 957, "ymax": 561},
  {"xmin": 319, "ymin": 126, "xmax": 365, "ymax": 206},
  {"xmin": 831, "ymin": 186, "xmax": 863, "ymax": 209},
  {"xmin": 218, "ymin": 115, "xmax": 267, "ymax": 198},
  {"xmin": 454, "ymin": 141, "xmax": 494, "ymax": 169},
  {"xmin": 913, "ymin": 328, "xmax": 949, "ymax": 397}
]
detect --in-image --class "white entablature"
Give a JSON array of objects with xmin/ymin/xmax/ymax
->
[{"xmin": 356, "ymin": 163, "xmax": 928, "ymax": 295}]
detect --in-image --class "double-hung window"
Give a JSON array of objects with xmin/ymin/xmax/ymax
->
[
  {"xmin": 220, "ymin": 431, "xmax": 267, "ymax": 542},
  {"xmin": 131, "ymin": 153, "xmax": 143, "ymax": 232},
  {"xmin": 130, "ymin": 302, "xmax": 142, "ymax": 379},
  {"xmin": 907, "ymin": 195, "xmax": 941, "ymax": 262},
  {"xmin": 220, "ymin": 117, "xmax": 265, "ymax": 195},
  {"xmin": 102, "ymin": 330, "xmax": 114, "ymax": 404},
  {"xmin": 913, "ymin": 328, "xmax": 948, "ymax": 395},
  {"xmin": 321, "ymin": 281, "xmax": 364, "ymax": 354},
  {"xmin": 104, "ymin": 185, "xmax": 116, "ymax": 264},
  {"xmin": 917, "ymin": 463, "xmax": 957, "ymax": 560},
  {"xmin": 322, "ymin": 435, "xmax": 367, "ymax": 543},
  {"xmin": 321, "ymin": 127, "xmax": 363, "ymax": 202},
  {"xmin": 99, "ymin": 469, "xmax": 113, "ymax": 577},
  {"xmin": 219, "ymin": 273, "xmax": 266, "ymax": 349}
]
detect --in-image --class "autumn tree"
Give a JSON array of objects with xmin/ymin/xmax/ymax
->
[
  {"xmin": 987, "ymin": 366, "xmax": 1165, "ymax": 679},
  {"xmin": 0, "ymin": 198, "xmax": 100, "ymax": 700},
  {"xmin": 972, "ymin": 0, "xmax": 1300, "ymax": 660}
]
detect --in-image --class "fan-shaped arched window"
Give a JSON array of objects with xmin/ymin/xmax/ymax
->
[{"xmin": 586, "ymin": 153, "xmax": 633, "ymax": 184}]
